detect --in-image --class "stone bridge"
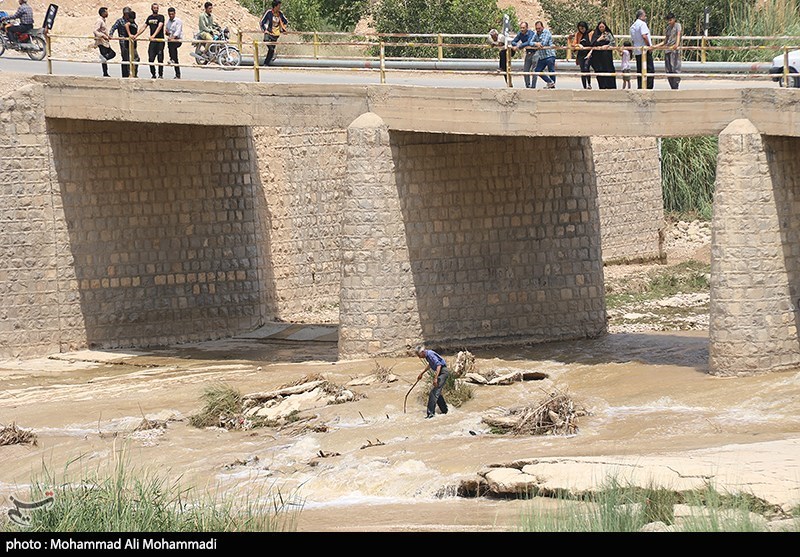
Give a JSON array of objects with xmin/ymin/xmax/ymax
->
[{"xmin": 3, "ymin": 76, "xmax": 800, "ymax": 376}]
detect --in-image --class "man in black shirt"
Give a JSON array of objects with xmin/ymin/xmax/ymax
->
[
  {"xmin": 110, "ymin": 6, "xmax": 133, "ymax": 77},
  {"xmin": 140, "ymin": 3, "xmax": 165, "ymax": 78}
]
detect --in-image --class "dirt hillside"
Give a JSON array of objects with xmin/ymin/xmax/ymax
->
[{"xmin": 7, "ymin": 0, "xmax": 263, "ymax": 62}]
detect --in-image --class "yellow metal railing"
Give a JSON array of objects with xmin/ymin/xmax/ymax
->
[{"xmin": 42, "ymin": 32, "xmax": 800, "ymax": 88}]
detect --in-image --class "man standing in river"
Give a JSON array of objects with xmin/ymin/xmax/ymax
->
[{"xmin": 416, "ymin": 345, "xmax": 449, "ymax": 419}]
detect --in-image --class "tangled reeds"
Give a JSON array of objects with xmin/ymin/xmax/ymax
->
[{"xmin": 0, "ymin": 422, "xmax": 38, "ymax": 446}]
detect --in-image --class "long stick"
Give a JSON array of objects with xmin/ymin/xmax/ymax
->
[{"xmin": 403, "ymin": 377, "xmax": 421, "ymax": 414}]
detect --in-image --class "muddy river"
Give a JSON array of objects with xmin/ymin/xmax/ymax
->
[{"xmin": 2, "ymin": 330, "xmax": 800, "ymax": 532}]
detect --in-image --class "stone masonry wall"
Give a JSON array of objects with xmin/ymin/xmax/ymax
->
[
  {"xmin": 392, "ymin": 132, "xmax": 607, "ymax": 348},
  {"xmin": 710, "ymin": 120, "xmax": 800, "ymax": 376},
  {"xmin": 0, "ymin": 85, "xmax": 82, "ymax": 358},
  {"xmin": 251, "ymin": 127, "xmax": 346, "ymax": 323},
  {"xmin": 45, "ymin": 119, "xmax": 265, "ymax": 350},
  {"xmin": 591, "ymin": 137, "xmax": 665, "ymax": 264}
]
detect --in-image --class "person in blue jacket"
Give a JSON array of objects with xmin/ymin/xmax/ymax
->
[
  {"xmin": 260, "ymin": 0, "xmax": 288, "ymax": 66},
  {"xmin": 416, "ymin": 345, "xmax": 450, "ymax": 419}
]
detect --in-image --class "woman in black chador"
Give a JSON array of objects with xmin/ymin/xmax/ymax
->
[{"xmin": 587, "ymin": 21, "xmax": 617, "ymax": 89}]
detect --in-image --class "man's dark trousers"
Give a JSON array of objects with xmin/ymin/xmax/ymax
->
[
  {"xmin": 149, "ymin": 41, "xmax": 165, "ymax": 77},
  {"xmin": 636, "ymin": 51, "xmax": 655, "ymax": 89}
]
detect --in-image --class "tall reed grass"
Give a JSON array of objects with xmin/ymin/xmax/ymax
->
[
  {"xmin": 2, "ymin": 449, "xmax": 303, "ymax": 532},
  {"xmin": 660, "ymin": 136, "xmax": 718, "ymax": 220},
  {"xmin": 711, "ymin": 0, "xmax": 800, "ymax": 62}
]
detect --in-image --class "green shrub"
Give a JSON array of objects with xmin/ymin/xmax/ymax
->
[{"xmin": 373, "ymin": 0, "xmax": 517, "ymax": 58}]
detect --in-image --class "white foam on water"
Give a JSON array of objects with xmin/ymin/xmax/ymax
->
[{"xmin": 603, "ymin": 397, "xmax": 708, "ymax": 416}]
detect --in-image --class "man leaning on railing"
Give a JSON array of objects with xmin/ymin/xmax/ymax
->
[
  {"xmin": 531, "ymin": 20, "xmax": 556, "ymax": 89},
  {"xmin": 510, "ymin": 21, "xmax": 536, "ymax": 89}
]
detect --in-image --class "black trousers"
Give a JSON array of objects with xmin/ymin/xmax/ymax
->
[
  {"xmin": 578, "ymin": 56, "xmax": 591, "ymax": 88},
  {"xmin": 120, "ymin": 41, "xmax": 139, "ymax": 77},
  {"xmin": 148, "ymin": 41, "xmax": 165, "ymax": 77},
  {"xmin": 167, "ymin": 41, "xmax": 181, "ymax": 78},
  {"xmin": 263, "ymin": 33, "xmax": 279, "ymax": 65},
  {"xmin": 99, "ymin": 45, "xmax": 116, "ymax": 76},
  {"xmin": 635, "ymin": 51, "xmax": 655, "ymax": 89}
]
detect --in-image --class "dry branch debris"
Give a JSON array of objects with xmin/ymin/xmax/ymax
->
[{"xmin": 482, "ymin": 388, "xmax": 589, "ymax": 436}]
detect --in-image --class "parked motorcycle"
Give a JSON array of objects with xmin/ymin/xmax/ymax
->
[
  {"xmin": 0, "ymin": 24, "xmax": 47, "ymax": 61},
  {"xmin": 190, "ymin": 26, "xmax": 240, "ymax": 67}
]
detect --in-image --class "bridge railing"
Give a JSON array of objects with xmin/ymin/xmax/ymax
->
[{"xmin": 40, "ymin": 32, "xmax": 800, "ymax": 88}]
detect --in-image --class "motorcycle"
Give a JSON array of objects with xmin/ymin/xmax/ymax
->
[
  {"xmin": 0, "ymin": 23, "xmax": 47, "ymax": 61},
  {"xmin": 190, "ymin": 26, "xmax": 240, "ymax": 68}
]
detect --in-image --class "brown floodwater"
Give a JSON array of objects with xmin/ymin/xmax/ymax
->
[{"xmin": 1, "ymin": 330, "xmax": 799, "ymax": 532}]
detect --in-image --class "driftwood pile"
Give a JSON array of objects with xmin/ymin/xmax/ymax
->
[
  {"xmin": 346, "ymin": 361, "xmax": 399, "ymax": 386},
  {"xmin": 448, "ymin": 350, "xmax": 549, "ymax": 385},
  {"xmin": 0, "ymin": 423, "xmax": 38, "ymax": 446},
  {"xmin": 482, "ymin": 389, "xmax": 588, "ymax": 436},
  {"xmin": 451, "ymin": 350, "xmax": 477, "ymax": 377}
]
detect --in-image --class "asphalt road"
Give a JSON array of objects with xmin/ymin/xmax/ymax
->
[{"xmin": 0, "ymin": 50, "xmax": 781, "ymax": 90}]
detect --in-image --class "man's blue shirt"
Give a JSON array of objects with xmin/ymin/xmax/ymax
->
[
  {"xmin": 423, "ymin": 350, "xmax": 447, "ymax": 371},
  {"xmin": 510, "ymin": 29, "xmax": 534, "ymax": 49},
  {"xmin": 533, "ymin": 28, "xmax": 556, "ymax": 58}
]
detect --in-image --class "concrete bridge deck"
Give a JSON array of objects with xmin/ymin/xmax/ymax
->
[{"xmin": 37, "ymin": 76, "xmax": 800, "ymax": 138}]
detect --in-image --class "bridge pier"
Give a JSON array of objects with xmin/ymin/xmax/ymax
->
[{"xmin": 710, "ymin": 119, "xmax": 800, "ymax": 375}]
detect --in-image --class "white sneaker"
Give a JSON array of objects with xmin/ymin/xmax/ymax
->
[
  {"xmin": 546, "ymin": 82, "xmax": 556, "ymax": 89},
  {"xmin": 99, "ymin": 53, "xmax": 108, "ymax": 63}
]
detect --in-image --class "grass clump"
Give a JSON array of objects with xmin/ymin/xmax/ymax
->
[
  {"xmin": 188, "ymin": 383, "xmax": 244, "ymax": 429},
  {"xmin": 606, "ymin": 260, "xmax": 710, "ymax": 310},
  {"xmin": 519, "ymin": 476, "xmax": 792, "ymax": 532},
  {"xmin": 2, "ymin": 450, "xmax": 302, "ymax": 532},
  {"xmin": 416, "ymin": 371, "xmax": 474, "ymax": 409}
]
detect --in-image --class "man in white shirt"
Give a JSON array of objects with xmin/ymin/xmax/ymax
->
[
  {"xmin": 165, "ymin": 6, "xmax": 182, "ymax": 79},
  {"xmin": 488, "ymin": 28, "xmax": 511, "ymax": 84},
  {"xmin": 630, "ymin": 8, "xmax": 654, "ymax": 89}
]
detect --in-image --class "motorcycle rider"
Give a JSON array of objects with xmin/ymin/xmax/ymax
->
[
  {"xmin": 194, "ymin": 1, "xmax": 220, "ymax": 59},
  {"xmin": 0, "ymin": 0, "xmax": 34, "ymax": 44}
]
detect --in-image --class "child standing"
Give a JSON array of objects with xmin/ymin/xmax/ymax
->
[{"xmin": 621, "ymin": 40, "xmax": 632, "ymax": 89}]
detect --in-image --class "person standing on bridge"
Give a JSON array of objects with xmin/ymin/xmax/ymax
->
[
  {"xmin": 510, "ymin": 21, "xmax": 536, "ymax": 89},
  {"xmin": 140, "ymin": 3, "xmax": 166, "ymax": 79},
  {"xmin": 587, "ymin": 21, "xmax": 617, "ymax": 89},
  {"xmin": 488, "ymin": 28, "xmax": 512, "ymax": 84},
  {"xmin": 94, "ymin": 7, "xmax": 116, "ymax": 78},
  {"xmin": 630, "ymin": 8, "xmax": 654, "ymax": 89},
  {"xmin": 568, "ymin": 21, "xmax": 593, "ymax": 90},
  {"xmin": 110, "ymin": 7, "xmax": 135, "ymax": 78},
  {"xmin": 260, "ymin": 0, "xmax": 289, "ymax": 67},
  {"xmin": 165, "ymin": 7, "xmax": 183, "ymax": 79},
  {"xmin": 415, "ymin": 345, "xmax": 449, "ymax": 419},
  {"xmin": 531, "ymin": 20, "xmax": 557, "ymax": 89},
  {"xmin": 656, "ymin": 12, "xmax": 682, "ymax": 90},
  {"xmin": 125, "ymin": 11, "xmax": 140, "ymax": 77}
]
